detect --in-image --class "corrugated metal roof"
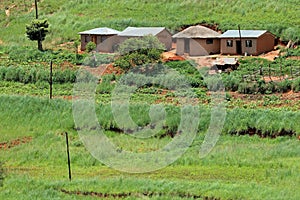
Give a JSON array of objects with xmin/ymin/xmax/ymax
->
[
  {"xmin": 78, "ymin": 27, "xmax": 120, "ymax": 35},
  {"xmin": 173, "ymin": 25, "xmax": 221, "ymax": 38},
  {"xmin": 118, "ymin": 27, "xmax": 167, "ymax": 36},
  {"xmin": 220, "ymin": 30, "xmax": 267, "ymax": 38}
]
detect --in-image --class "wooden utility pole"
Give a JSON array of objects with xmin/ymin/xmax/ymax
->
[
  {"xmin": 65, "ymin": 132, "xmax": 72, "ymax": 181},
  {"xmin": 34, "ymin": 0, "xmax": 38, "ymax": 19},
  {"xmin": 49, "ymin": 60, "xmax": 53, "ymax": 99},
  {"xmin": 238, "ymin": 25, "xmax": 242, "ymax": 55}
]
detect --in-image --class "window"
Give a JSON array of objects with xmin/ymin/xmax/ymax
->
[
  {"xmin": 84, "ymin": 36, "xmax": 88, "ymax": 43},
  {"xmin": 206, "ymin": 39, "xmax": 213, "ymax": 44},
  {"xmin": 226, "ymin": 40, "xmax": 233, "ymax": 47},
  {"xmin": 245, "ymin": 40, "xmax": 252, "ymax": 47}
]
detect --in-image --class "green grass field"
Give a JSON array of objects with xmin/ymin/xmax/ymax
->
[
  {"xmin": 0, "ymin": 0, "xmax": 300, "ymax": 199},
  {"xmin": 0, "ymin": 95, "xmax": 299, "ymax": 199},
  {"xmin": 0, "ymin": 0, "xmax": 299, "ymax": 47}
]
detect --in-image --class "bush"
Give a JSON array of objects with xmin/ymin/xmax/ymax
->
[
  {"xmin": 276, "ymin": 79, "xmax": 291, "ymax": 93},
  {"xmin": 114, "ymin": 35, "xmax": 164, "ymax": 70},
  {"xmin": 292, "ymin": 77, "xmax": 300, "ymax": 92},
  {"xmin": 86, "ymin": 41, "xmax": 96, "ymax": 53},
  {"xmin": 83, "ymin": 53, "xmax": 114, "ymax": 68}
]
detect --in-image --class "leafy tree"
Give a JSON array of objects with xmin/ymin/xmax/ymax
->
[{"xmin": 25, "ymin": 19, "xmax": 49, "ymax": 51}]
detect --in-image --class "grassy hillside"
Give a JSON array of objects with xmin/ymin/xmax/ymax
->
[
  {"xmin": 0, "ymin": 0, "xmax": 299, "ymax": 48},
  {"xmin": 0, "ymin": 95, "xmax": 299, "ymax": 199}
]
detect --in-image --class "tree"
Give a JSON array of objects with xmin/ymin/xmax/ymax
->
[{"xmin": 26, "ymin": 19, "xmax": 49, "ymax": 51}]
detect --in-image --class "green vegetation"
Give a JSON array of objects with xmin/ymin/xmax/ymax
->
[
  {"xmin": 0, "ymin": 162, "xmax": 3, "ymax": 187},
  {"xmin": 1, "ymin": 0, "xmax": 299, "ymax": 47},
  {"xmin": 0, "ymin": 95, "xmax": 299, "ymax": 199},
  {"xmin": 25, "ymin": 19, "xmax": 50, "ymax": 51},
  {"xmin": 0, "ymin": 0, "xmax": 299, "ymax": 199},
  {"xmin": 114, "ymin": 35, "xmax": 164, "ymax": 70},
  {"xmin": 85, "ymin": 41, "xmax": 96, "ymax": 53},
  {"xmin": 222, "ymin": 56, "xmax": 300, "ymax": 94}
]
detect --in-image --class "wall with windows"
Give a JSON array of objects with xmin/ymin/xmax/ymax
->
[
  {"xmin": 220, "ymin": 32, "xmax": 275, "ymax": 56},
  {"xmin": 220, "ymin": 38, "xmax": 258, "ymax": 55},
  {"xmin": 80, "ymin": 34, "xmax": 119, "ymax": 52},
  {"xmin": 175, "ymin": 38, "xmax": 220, "ymax": 56},
  {"xmin": 189, "ymin": 38, "xmax": 220, "ymax": 56}
]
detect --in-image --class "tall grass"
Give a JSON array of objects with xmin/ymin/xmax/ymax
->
[
  {"xmin": 0, "ymin": 0, "xmax": 299, "ymax": 46},
  {"xmin": 0, "ymin": 95, "xmax": 299, "ymax": 142}
]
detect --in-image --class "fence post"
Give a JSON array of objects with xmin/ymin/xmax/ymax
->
[
  {"xmin": 268, "ymin": 64, "xmax": 272, "ymax": 82},
  {"xmin": 49, "ymin": 60, "xmax": 53, "ymax": 99},
  {"xmin": 65, "ymin": 132, "xmax": 72, "ymax": 181}
]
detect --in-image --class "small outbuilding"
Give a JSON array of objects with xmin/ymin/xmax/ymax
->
[
  {"xmin": 78, "ymin": 27, "xmax": 120, "ymax": 52},
  {"xmin": 173, "ymin": 25, "xmax": 221, "ymax": 56},
  {"xmin": 220, "ymin": 30, "xmax": 275, "ymax": 56},
  {"xmin": 117, "ymin": 27, "xmax": 172, "ymax": 50}
]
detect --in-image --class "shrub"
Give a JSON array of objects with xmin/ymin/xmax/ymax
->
[
  {"xmin": 114, "ymin": 35, "xmax": 164, "ymax": 70},
  {"xmin": 86, "ymin": 41, "xmax": 96, "ymax": 53},
  {"xmin": 276, "ymin": 79, "xmax": 291, "ymax": 93},
  {"xmin": 83, "ymin": 53, "xmax": 114, "ymax": 68},
  {"xmin": 292, "ymin": 77, "xmax": 300, "ymax": 92}
]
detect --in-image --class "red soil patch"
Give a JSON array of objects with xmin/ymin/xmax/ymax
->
[
  {"xmin": 263, "ymin": 76, "xmax": 290, "ymax": 83},
  {"xmin": 102, "ymin": 64, "xmax": 123, "ymax": 75},
  {"xmin": 162, "ymin": 52, "xmax": 185, "ymax": 62},
  {"xmin": 258, "ymin": 50, "xmax": 280, "ymax": 61},
  {"xmin": 0, "ymin": 137, "xmax": 32, "ymax": 150},
  {"xmin": 288, "ymin": 56, "xmax": 300, "ymax": 61},
  {"xmin": 82, "ymin": 64, "xmax": 123, "ymax": 77}
]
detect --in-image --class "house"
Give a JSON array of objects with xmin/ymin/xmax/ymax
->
[
  {"xmin": 172, "ymin": 25, "xmax": 221, "ymax": 56},
  {"xmin": 117, "ymin": 27, "xmax": 172, "ymax": 51},
  {"xmin": 219, "ymin": 30, "xmax": 275, "ymax": 56},
  {"xmin": 78, "ymin": 27, "xmax": 120, "ymax": 52}
]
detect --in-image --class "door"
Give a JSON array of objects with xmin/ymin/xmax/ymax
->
[
  {"xmin": 236, "ymin": 40, "xmax": 242, "ymax": 54},
  {"xmin": 184, "ymin": 39, "xmax": 190, "ymax": 53},
  {"xmin": 92, "ymin": 36, "xmax": 97, "ymax": 44}
]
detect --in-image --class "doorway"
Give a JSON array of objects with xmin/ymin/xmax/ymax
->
[
  {"xmin": 184, "ymin": 39, "xmax": 190, "ymax": 53},
  {"xmin": 236, "ymin": 40, "xmax": 242, "ymax": 54}
]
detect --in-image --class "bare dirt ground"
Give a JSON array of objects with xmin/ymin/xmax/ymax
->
[
  {"xmin": 186, "ymin": 50, "xmax": 281, "ymax": 68},
  {"xmin": 229, "ymin": 90, "xmax": 300, "ymax": 101},
  {"xmin": 258, "ymin": 50, "xmax": 280, "ymax": 61},
  {"xmin": 162, "ymin": 52, "xmax": 185, "ymax": 62}
]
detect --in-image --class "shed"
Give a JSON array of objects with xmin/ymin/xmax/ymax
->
[
  {"xmin": 78, "ymin": 27, "xmax": 120, "ymax": 52},
  {"xmin": 117, "ymin": 27, "xmax": 172, "ymax": 50},
  {"xmin": 219, "ymin": 30, "xmax": 275, "ymax": 56},
  {"xmin": 173, "ymin": 25, "xmax": 221, "ymax": 56}
]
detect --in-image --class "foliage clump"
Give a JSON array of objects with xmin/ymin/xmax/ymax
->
[
  {"xmin": 0, "ymin": 162, "xmax": 3, "ymax": 187},
  {"xmin": 114, "ymin": 35, "xmax": 165, "ymax": 70},
  {"xmin": 25, "ymin": 19, "xmax": 49, "ymax": 51},
  {"xmin": 86, "ymin": 41, "xmax": 96, "ymax": 53}
]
